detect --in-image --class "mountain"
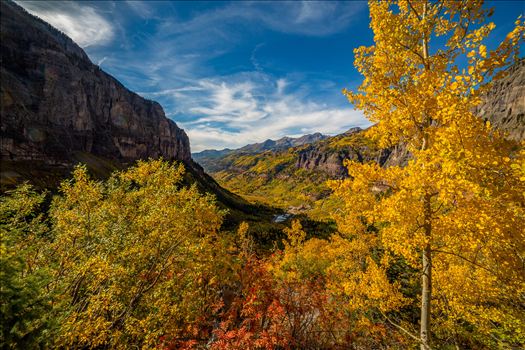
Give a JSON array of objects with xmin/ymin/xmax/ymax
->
[
  {"xmin": 195, "ymin": 126, "xmax": 407, "ymax": 180},
  {"xmin": 193, "ymin": 132, "xmax": 328, "ymax": 172},
  {"xmin": 198, "ymin": 62, "xmax": 524, "ymax": 217},
  {"xmin": 202, "ymin": 129, "xmax": 388, "ymax": 218},
  {"xmin": 0, "ymin": 0, "xmax": 279, "ymax": 229},
  {"xmin": 239, "ymin": 132, "xmax": 328, "ymax": 153},
  {"xmin": 1, "ymin": 0, "xmax": 191, "ymax": 186}
]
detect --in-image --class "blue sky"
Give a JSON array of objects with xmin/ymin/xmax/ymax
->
[{"xmin": 17, "ymin": 1, "xmax": 524, "ymax": 151}]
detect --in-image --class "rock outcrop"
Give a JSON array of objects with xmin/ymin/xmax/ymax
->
[
  {"xmin": 295, "ymin": 148, "xmax": 350, "ymax": 177},
  {"xmin": 0, "ymin": 1, "xmax": 191, "ymax": 166},
  {"xmin": 294, "ymin": 129, "xmax": 365, "ymax": 177},
  {"xmin": 294, "ymin": 137, "xmax": 410, "ymax": 178},
  {"xmin": 476, "ymin": 59, "xmax": 525, "ymax": 141}
]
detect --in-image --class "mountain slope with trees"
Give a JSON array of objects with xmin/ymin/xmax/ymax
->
[{"xmin": 0, "ymin": 0, "xmax": 278, "ymax": 230}]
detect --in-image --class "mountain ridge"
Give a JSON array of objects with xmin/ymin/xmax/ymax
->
[
  {"xmin": 194, "ymin": 132, "xmax": 328, "ymax": 155},
  {"xmin": 197, "ymin": 61, "xmax": 524, "ymax": 216},
  {"xmin": 193, "ymin": 132, "xmax": 329, "ymax": 172}
]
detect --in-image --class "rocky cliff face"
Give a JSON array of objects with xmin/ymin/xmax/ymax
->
[
  {"xmin": 295, "ymin": 145, "xmax": 407, "ymax": 178},
  {"xmin": 295, "ymin": 149, "xmax": 349, "ymax": 177},
  {"xmin": 294, "ymin": 129, "xmax": 367, "ymax": 177},
  {"xmin": 476, "ymin": 59, "xmax": 524, "ymax": 141},
  {"xmin": 0, "ymin": 1, "xmax": 191, "ymax": 166}
]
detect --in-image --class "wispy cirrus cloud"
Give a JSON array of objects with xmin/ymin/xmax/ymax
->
[
  {"xmin": 186, "ymin": 106, "xmax": 368, "ymax": 152},
  {"xmin": 125, "ymin": 0, "xmax": 155, "ymax": 19},
  {"xmin": 16, "ymin": 0, "xmax": 114, "ymax": 48},
  {"xmin": 156, "ymin": 1, "xmax": 366, "ymax": 37},
  {"xmin": 141, "ymin": 72, "xmax": 369, "ymax": 152}
]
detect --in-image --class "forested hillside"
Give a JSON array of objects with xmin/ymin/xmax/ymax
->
[{"xmin": 200, "ymin": 128, "xmax": 387, "ymax": 219}]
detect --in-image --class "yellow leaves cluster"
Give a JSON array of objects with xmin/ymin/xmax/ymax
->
[
  {"xmin": 283, "ymin": 219, "xmax": 306, "ymax": 249},
  {"xmin": 272, "ymin": 219, "xmax": 407, "ymax": 323}
]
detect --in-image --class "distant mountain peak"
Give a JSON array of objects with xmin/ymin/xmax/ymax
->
[
  {"xmin": 192, "ymin": 132, "xmax": 329, "ymax": 159},
  {"xmin": 343, "ymin": 127, "xmax": 362, "ymax": 134}
]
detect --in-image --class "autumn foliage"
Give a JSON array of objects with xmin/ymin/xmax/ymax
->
[
  {"xmin": 2, "ymin": 1, "xmax": 525, "ymax": 349},
  {"xmin": 336, "ymin": 0, "xmax": 524, "ymax": 348}
]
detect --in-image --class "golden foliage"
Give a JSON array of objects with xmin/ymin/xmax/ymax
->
[
  {"xmin": 334, "ymin": 0, "xmax": 525, "ymax": 347},
  {"xmin": 48, "ymin": 160, "xmax": 231, "ymax": 348}
]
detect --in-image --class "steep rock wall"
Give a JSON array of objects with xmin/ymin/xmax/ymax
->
[
  {"xmin": 476, "ymin": 59, "xmax": 524, "ymax": 141},
  {"xmin": 0, "ymin": 1, "xmax": 190, "ymax": 165}
]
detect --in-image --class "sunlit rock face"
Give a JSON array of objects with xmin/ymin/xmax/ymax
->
[{"xmin": 0, "ymin": 1, "xmax": 191, "ymax": 165}]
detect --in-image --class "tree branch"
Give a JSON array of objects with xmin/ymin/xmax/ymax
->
[{"xmin": 380, "ymin": 310, "xmax": 430, "ymax": 348}]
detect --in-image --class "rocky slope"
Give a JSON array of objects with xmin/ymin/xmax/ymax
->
[
  {"xmin": 0, "ymin": 0, "xmax": 191, "ymax": 167},
  {"xmin": 476, "ymin": 59, "xmax": 524, "ymax": 141}
]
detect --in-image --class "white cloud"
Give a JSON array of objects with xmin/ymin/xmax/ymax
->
[
  {"xmin": 154, "ymin": 1, "xmax": 365, "ymax": 43},
  {"xmin": 296, "ymin": 1, "xmax": 334, "ymax": 24},
  {"xmin": 251, "ymin": 1, "xmax": 365, "ymax": 36},
  {"xmin": 276, "ymin": 78, "xmax": 287, "ymax": 95},
  {"xmin": 16, "ymin": 1, "xmax": 114, "ymax": 47},
  {"xmin": 125, "ymin": 1, "xmax": 153, "ymax": 19},
  {"xmin": 165, "ymin": 74, "xmax": 370, "ymax": 152},
  {"xmin": 186, "ymin": 107, "xmax": 368, "ymax": 152},
  {"xmin": 250, "ymin": 43, "xmax": 265, "ymax": 71}
]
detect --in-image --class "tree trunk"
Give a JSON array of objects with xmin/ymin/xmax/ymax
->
[
  {"xmin": 420, "ymin": 199, "xmax": 432, "ymax": 350},
  {"xmin": 420, "ymin": 3, "xmax": 432, "ymax": 349}
]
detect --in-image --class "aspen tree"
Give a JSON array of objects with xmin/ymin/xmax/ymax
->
[{"xmin": 335, "ymin": 1, "xmax": 524, "ymax": 348}]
